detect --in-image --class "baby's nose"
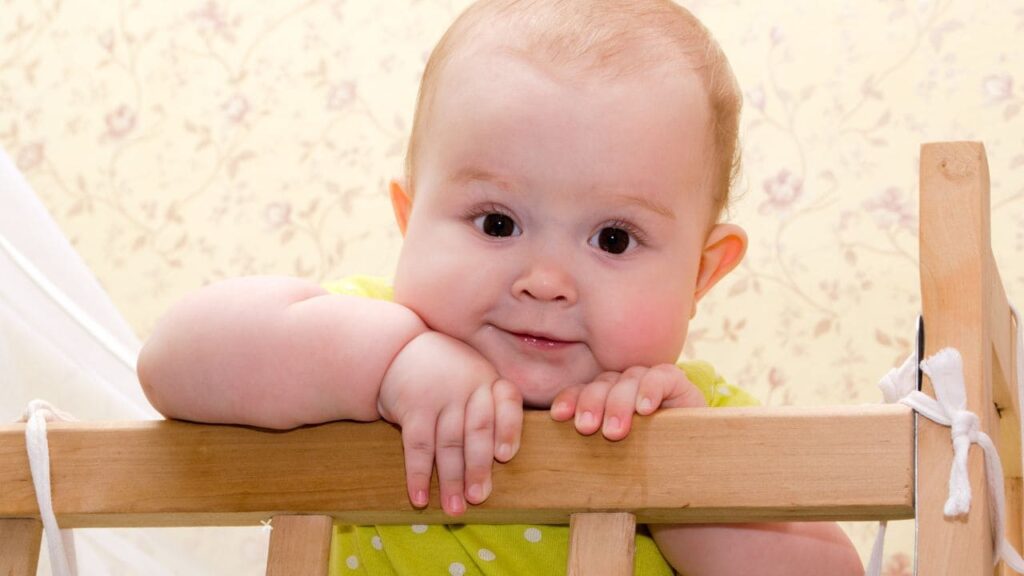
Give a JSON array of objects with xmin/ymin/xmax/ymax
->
[{"xmin": 511, "ymin": 260, "xmax": 578, "ymax": 305}]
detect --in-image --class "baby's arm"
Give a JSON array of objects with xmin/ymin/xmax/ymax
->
[
  {"xmin": 651, "ymin": 522, "xmax": 863, "ymax": 575},
  {"xmin": 138, "ymin": 276, "xmax": 523, "ymax": 515},
  {"xmin": 138, "ymin": 276, "xmax": 428, "ymax": 429}
]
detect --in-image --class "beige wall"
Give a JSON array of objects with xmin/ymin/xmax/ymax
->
[{"xmin": 4, "ymin": 1, "xmax": 1024, "ymax": 572}]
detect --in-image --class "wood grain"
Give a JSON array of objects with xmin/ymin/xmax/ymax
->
[
  {"xmin": 918, "ymin": 141, "xmax": 996, "ymax": 574},
  {"xmin": 0, "ymin": 518, "xmax": 42, "ymax": 576},
  {"xmin": 265, "ymin": 515, "xmax": 332, "ymax": 576},
  {"xmin": 990, "ymin": 255, "xmax": 1020, "ymax": 478},
  {"xmin": 1002, "ymin": 479, "xmax": 1023, "ymax": 576},
  {"xmin": 0, "ymin": 405, "xmax": 912, "ymax": 527},
  {"xmin": 568, "ymin": 512, "xmax": 635, "ymax": 576}
]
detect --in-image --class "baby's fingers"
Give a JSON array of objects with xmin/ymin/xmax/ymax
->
[
  {"xmin": 435, "ymin": 405, "xmax": 467, "ymax": 516},
  {"xmin": 638, "ymin": 364, "xmax": 707, "ymax": 411},
  {"xmin": 399, "ymin": 413, "xmax": 437, "ymax": 509},
  {"xmin": 601, "ymin": 367, "xmax": 646, "ymax": 441},
  {"xmin": 573, "ymin": 372, "xmax": 617, "ymax": 436},
  {"xmin": 463, "ymin": 385, "xmax": 495, "ymax": 505},
  {"xmin": 493, "ymin": 379, "xmax": 523, "ymax": 463},
  {"xmin": 550, "ymin": 384, "xmax": 583, "ymax": 422}
]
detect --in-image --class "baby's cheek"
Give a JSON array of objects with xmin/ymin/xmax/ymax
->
[{"xmin": 600, "ymin": 297, "xmax": 688, "ymax": 369}]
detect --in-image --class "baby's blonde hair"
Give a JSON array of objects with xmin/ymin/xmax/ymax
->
[{"xmin": 405, "ymin": 0, "xmax": 742, "ymax": 221}]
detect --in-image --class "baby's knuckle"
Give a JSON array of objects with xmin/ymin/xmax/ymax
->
[
  {"xmin": 437, "ymin": 437, "xmax": 465, "ymax": 451},
  {"xmin": 405, "ymin": 436, "xmax": 435, "ymax": 454},
  {"xmin": 408, "ymin": 470, "xmax": 431, "ymax": 482},
  {"xmin": 466, "ymin": 413, "xmax": 494, "ymax": 432}
]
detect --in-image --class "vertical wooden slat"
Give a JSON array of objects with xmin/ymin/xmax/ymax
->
[
  {"xmin": 990, "ymin": 264, "xmax": 1019, "ymax": 479},
  {"xmin": 919, "ymin": 141, "xmax": 995, "ymax": 574},
  {"xmin": 567, "ymin": 512, "xmax": 636, "ymax": 576},
  {"xmin": 265, "ymin": 515, "xmax": 333, "ymax": 576},
  {"xmin": 0, "ymin": 518, "xmax": 43, "ymax": 576},
  {"xmin": 999, "ymin": 310, "xmax": 1023, "ymax": 575},
  {"xmin": 1003, "ymin": 479, "xmax": 1023, "ymax": 576}
]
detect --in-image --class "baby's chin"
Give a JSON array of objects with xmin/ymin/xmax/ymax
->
[{"xmin": 498, "ymin": 362, "xmax": 600, "ymax": 409}]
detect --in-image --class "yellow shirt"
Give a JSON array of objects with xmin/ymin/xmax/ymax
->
[{"xmin": 324, "ymin": 275, "xmax": 759, "ymax": 575}]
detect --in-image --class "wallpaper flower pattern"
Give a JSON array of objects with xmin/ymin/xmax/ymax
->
[{"xmin": 3, "ymin": 0, "xmax": 1023, "ymax": 573}]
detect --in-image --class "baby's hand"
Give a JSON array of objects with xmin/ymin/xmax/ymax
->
[
  {"xmin": 377, "ymin": 331, "xmax": 523, "ymax": 516},
  {"xmin": 550, "ymin": 364, "xmax": 706, "ymax": 441}
]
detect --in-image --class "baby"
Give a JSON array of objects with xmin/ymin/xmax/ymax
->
[{"xmin": 138, "ymin": 0, "xmax": 863, "ymax": 573}]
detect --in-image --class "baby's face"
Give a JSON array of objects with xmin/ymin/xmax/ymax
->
[{"xmin": 393, "ymin": 46, "xmax": 736, "ymax": 407}]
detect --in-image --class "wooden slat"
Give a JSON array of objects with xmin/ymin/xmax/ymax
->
[
  {"xmin": 919, "ymin": 141, "xmax": 995, "ymax": 574},
  {"xmin": 0, "ymin": 518, "xmax": 43, "ymax": 576},
  {"xmin": 568, "ymin": 512, "xmax": 635, "ymax": 576},
  {"xmin": 990, "ymin": 255, "xmax": 1020, "ymax": 477},
  {"xmin": 1002, "ymin": 479, "xmax": 1023, "ymax": 576},
  {"xmin": 0, "ymin": 406, "xmax": 913, "ymax": 527},
  {"xmin": 266, "ymin": 515, "xmax": 332, "ymax": 576}
]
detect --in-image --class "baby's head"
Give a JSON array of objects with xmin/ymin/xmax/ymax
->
[
  {"xmin": 391, "ymin": 0, "xmax": 747, "ymax": 406},
  {"xmin": 406, "ymin": 0, "xmax": 743, "ymax": 222}
]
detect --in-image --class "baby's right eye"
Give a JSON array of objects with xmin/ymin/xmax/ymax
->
[{"xmin": 473, "ymin": 212, "xmax": 521, "ymax": 238}]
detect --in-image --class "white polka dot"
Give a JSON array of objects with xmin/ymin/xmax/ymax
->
[
  {"xmin": 371, "ymin": 535, "xmax": 383, "ymax": 550},
  {"xmin": 524, "ymin": 527, "xmax": 542, "ymax": 543},
  {"xmin": 478, "ymin": 548, "xmax": 496, "ymax": 561},
  {"xmin": 345, "ymin": 555, "xmax": 359, "ymax": 569},
  {"xmin": 449, "ymin": 561, "xmax": 466, "ymax": 576},
  {"xmin": 411, "ymin": 524, "xmax": 428, "ymax": 534}
]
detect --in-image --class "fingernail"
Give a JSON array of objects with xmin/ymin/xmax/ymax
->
[
  {"xmin": 578, "ymin": 411, "xmax": 594, "ymax": 428},
  {"xmin": 414, "ymin": 490, "xmax": 427, "ymax": 507},
  {"xmin": 553, "ymin": 402, "xmax": 568, "ymax": 416},
  {"xmin": 448, "ymin": 495, "xmax": 464, "ymax": 514},
  {"xmin": 468, "ymin": 484, "xmax": 482, "ymax": 502},
  {"xmin": 638, "ymin": 397, "xmax": 653, "ymax": 413},
  {"xmin": 605, "ymin": 416, "xmax": 621, "ymax": 433},
  {"xmin": 498, "ymin": 443, "xmax": 512, "ymax": 460}
]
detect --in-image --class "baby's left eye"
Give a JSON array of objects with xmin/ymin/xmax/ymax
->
[{"xmin": 589, "ymin": 226, "xmax": 635, "ymax": 255}]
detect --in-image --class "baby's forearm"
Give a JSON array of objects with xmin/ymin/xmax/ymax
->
[
  {"xmin": 651, "ymin": 521, "xmax": 863, "ymax": 576},
  {"xmin": 137, "ymin": 276, "xmax": 427, "ymax": 429}
]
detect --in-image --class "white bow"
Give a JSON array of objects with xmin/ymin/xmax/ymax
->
[{"xmin": 871, "ymin": 348, "xmax": 1024, "ymax": 573}]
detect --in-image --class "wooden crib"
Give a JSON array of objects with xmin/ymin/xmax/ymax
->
[{"xmin": 0, "ymin": 141, "xmax": 1018, "ymax": 575}]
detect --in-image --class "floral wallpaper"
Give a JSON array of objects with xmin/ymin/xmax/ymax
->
[{"xmin": 3, "ymin": 0, "xmax": 1024, "ymax": 573}]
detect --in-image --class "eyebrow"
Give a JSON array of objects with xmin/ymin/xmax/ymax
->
[
  {"xmin": 609, "ymin": 193, "xmax": 676, "ymax": 221},
  {"xmin": 452, "ymin": 167, "xmax": 514, "ymax": 190},
  {"xmin": 452, "ymin": 167, "xmax": 676, "ymax": 220}
]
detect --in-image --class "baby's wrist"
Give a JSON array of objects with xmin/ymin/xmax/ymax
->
[
  {"xmin": 377, "ymin": 330, "xmax": 499, "ymax": 421},
  {"xmin": 377, "ymin": 324, "xmax": 431, "ymax": 419}
]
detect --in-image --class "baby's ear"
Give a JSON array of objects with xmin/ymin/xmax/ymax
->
[
  {"xmin": 693, "ymin": 223, "xmax": 747, "ymax": 303},
  {"xmin": 389, "ymin": 178, "xmax": 412, "ymax": 236}
]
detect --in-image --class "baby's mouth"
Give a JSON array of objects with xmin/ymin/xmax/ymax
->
[{"xmin": 503, "ymin": 329, "xmax": 577, "ymax": 350}]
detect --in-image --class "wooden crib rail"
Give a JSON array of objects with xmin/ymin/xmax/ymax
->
[{"xmin": 0, "ymin": 405, "xmax": 912, "ymax": 529}]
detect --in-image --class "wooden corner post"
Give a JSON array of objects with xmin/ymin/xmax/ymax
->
[{"xmin": 919, "ymin": 141, "xmax": 1013, "ymax": 574}]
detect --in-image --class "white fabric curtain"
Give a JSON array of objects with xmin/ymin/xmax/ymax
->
[{"xmin": 1, "ymin": 148, "xmax": 268, "ymax": 574}]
